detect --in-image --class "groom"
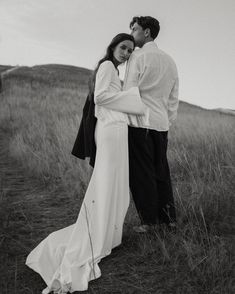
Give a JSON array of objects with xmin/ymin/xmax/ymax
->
[{"xmin": 124, "ymin": 16, "xmax": 179, "ymax": 232}]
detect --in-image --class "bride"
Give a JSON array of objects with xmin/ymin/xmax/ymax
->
[{"xmin": 26, "ymin": 33, "xmax": 149, "ymax": 293}]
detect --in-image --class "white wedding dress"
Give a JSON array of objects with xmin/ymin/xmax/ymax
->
[{"xmin": 26, "ymin": 61, "xmax": 148, "ymax": 293}]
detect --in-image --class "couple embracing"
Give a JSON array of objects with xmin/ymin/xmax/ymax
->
[{"xmin": 26, "ymin": 16, "xmax": 179, "ymax": 293}]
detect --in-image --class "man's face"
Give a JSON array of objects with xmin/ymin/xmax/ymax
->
[{"xmin": 130, "ymin": 22, "xmax": 145, "ymax": 48}]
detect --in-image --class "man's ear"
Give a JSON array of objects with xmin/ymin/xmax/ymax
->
[{"xmin": 144, "ymin": 28, "xmax": 151, "ymax": 38}]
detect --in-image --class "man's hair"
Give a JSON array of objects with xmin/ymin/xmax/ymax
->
[{"xmin": 130, "ymin": 16, "xmax": 160, "ymax": 39}]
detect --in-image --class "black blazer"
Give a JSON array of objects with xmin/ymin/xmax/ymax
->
[{"xmin": 71, "ymin": 93, "xmax": 97, "ymax": 167}]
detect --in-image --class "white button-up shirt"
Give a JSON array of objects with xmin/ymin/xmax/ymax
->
[{"xmin": 124, "ymin": 41, "xmax": 179, "ymax": 131}]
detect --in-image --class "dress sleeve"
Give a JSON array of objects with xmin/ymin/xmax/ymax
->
[{"xmin": 94, "ymin": 61, "xmax": 146, "ymax": 115}]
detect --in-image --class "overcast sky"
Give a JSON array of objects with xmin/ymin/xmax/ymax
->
[{"xmin": 0, "ymin": 0, "xmax": 234, "ymax": 109}]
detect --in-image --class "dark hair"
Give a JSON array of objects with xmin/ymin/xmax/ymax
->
[
  {"xmin": 130, "ymin": 16, "xmax": 160, "ymax": 40},
  {"xmin": 88, "ymin": 33, "xmax": 135, "ymax": 98}
]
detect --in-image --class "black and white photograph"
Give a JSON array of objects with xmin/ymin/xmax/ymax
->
[{"xmin": 0, "ymin": 0, "xmax": 234, "ymax": 293}]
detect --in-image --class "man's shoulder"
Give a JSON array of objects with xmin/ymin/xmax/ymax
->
[
  {"xmin": 153, "ymin": 47, "xmax": 178, "ymax": 71},
  {"xmin": 131, "ymin": 45, "xmax": 152, "ymax": 58},
  {"xmin": 129, "ymin": 47, "xmax": 148, "ymax": 66},
  {"xmin": 132, "ymin": 44, "xmax": 173, "ymax": 59},
  {"xmin": 130, "ymin": 44, "xmax": 178, "ymax": 74},
  {"xmin": 129, "ymin": 49, "xmax": 143, "ymax": 64},
  {"xmin": 159, "ymin": 49, "xmax": 176, "ymax": 62}
]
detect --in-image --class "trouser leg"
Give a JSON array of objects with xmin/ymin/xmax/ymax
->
[
  {"xmin": 151, "ymin": 131, "xmax": 176, "ymax": 224},
  {"xmin": 128, "ymin": 127, "xmax": 159, "ymax": 224},
  {"xmin": 128, "ymin": 127, "xmax": 176, "ymax": 225}
]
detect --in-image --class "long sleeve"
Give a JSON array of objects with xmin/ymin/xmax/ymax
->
[
  {"xmin": 123, "ymin": 53, "xmax": 141, "ymax": 90},
  {"xmin": 168, "ymin": 77, "xmax": 179, "ymax": 125},
  {"xmin": 123, "ymin": 53, "xmax": 150, "ymax": 127},
  {"xmin": 94, "ymin": 61, "xmax": 145, "ymax": 115}
]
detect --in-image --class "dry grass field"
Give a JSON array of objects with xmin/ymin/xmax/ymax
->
[{"xmin": 0, "ymin": 64, "xmax": 234, "ymax": 294}]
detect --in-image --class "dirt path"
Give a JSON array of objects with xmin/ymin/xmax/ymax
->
[
  {"xmin": 0, "ymin": 127, "xmax": 77, "ymax": 293},
  {"xmin": 0, "ymin": 127, "xmax": 47, "ymax": 292}
]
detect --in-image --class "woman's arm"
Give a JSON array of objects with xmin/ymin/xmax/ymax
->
[{"xmin": 94, "ymin": 61, "xmax": 146, "ymax": 115}]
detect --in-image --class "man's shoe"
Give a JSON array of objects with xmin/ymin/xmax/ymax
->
[{"xmin": 133, "ymin": 224, "xmax": 151, "ymax": 233}]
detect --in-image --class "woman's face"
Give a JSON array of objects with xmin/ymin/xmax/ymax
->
[{"xmin": 113, "ymin": 40, "xmax": 134, "ymax": 64}]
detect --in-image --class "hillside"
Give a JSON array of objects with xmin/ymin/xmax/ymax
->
[
  {"xmin": 0, "ymin": 65, "xmax": 13, "ymax": 73},
  {"xmin": 2, "ymin": 63, "xmax": 234, "ymax": 117},
  {"xmin": 0, "ymin": 64, "xmax": 92, "ymax": 92},
  {"xmin": 214, "ymin": 107, "xmax": 235, "ymax": 116},
  {"xmin": 179, "ymin": 100, "xmax": 235, "ymax": 117}
]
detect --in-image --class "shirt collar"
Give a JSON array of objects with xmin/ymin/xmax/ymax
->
[{"xmin": 143, "ymin": 41, "xmax": 156, "ymax": 47}]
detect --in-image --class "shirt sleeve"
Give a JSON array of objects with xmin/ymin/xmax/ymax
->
[
  {"xmin": 168, "ymin": 77, "xmax": 179, "ymax": 125},
  {"xmin": 94, "ymin": 61, "xmax": 146, "ymax": 115},
  {"xmin": 123, "ymin": 53, "xmax": 141, "ymax": 90}
]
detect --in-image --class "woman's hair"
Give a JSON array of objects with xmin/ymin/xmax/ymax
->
[
  {"xmin": 88, "ymin": 33, "xmax": 135, "ymax": 99},
  {"xmin": 130, "ymin": 16, "xmax": 160, "ymax": 40}
]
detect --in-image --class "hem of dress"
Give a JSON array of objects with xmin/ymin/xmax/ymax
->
[{"xmin": 26, "ymin": 252, "xmax": 108, "ymax": 293}]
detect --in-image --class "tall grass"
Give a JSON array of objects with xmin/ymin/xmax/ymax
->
[
  {"xmin": 0, "ymin": 66, "xmax": 234, "ymax": 293},
  {"xmin": 1, "ymin": 67, "xmax": 93, "ymax": 194}
]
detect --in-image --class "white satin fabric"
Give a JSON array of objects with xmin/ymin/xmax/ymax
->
[{"xmin": 26, "ymin": 60, "xmax": 148, "ymax": 293}]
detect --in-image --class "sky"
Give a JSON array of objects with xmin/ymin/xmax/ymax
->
[{"xmin": 0, "ymin": 0, "xmax": 235, "ymax": 109}]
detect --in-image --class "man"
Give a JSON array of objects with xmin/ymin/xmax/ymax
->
[{"xmin": 124, "ymin": 16, "xmax": 179, "ymax": 232}]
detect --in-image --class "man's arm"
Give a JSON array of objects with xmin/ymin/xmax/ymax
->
[
  {"xmin": 123, "ymin": 52, "xmax": 150, "ymax": 127},
  {"xmin": 168, "ymin": 77, "xmax": 179, "ymax": 125},
  {"xmin": 123, "ymin": 52, "xmax": 141, "ymax": 90}
]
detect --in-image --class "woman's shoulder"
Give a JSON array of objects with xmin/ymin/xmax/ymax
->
[{"xmin": 98, "ymin": 60, "xmax": 116, "ymax": 73}]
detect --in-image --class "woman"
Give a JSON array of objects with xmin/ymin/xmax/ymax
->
[{"xmin": 26, "ymin": 33, "xmax": 149, "ymax": 293}]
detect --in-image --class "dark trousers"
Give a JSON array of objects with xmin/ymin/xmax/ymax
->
[{"xmin": 128, "ymin": 126, "xmax": 176, "ymax": 225}]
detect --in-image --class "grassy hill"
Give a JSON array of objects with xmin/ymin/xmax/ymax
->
[
  {"xmin": 214, "ymin": 108, "xmax": 235, "ymax": 116},
  {"xmin": 2, "ymin": 63, "xmax": 234, "ymax": 115},
  {"xmin": 1, "ymin": 63, "xmax": 91, "ymax": 92},
  {"xmin": 0, "ymin": 64, "xmax": 234, "ymax": 294},
  {"xmin": 0, "ymin": 65, "xmax": 13, "ymax": 73}
]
